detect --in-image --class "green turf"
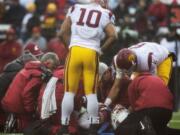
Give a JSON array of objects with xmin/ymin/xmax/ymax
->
[
  {"xmin": 0, "ymin": 133, "xmax": 23, "ymax": 135},
  {"xmin": 168, "ymin": 111, "xmax": 180, "ymax": 129},
  {"xmin": 0, "ymin": 112, "xmax": 180, "ymax": 134}
]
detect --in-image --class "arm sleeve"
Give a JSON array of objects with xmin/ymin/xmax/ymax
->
[
  {"xmin": 116, "ymin": 68, "xmax": 123, "ymax": 79},
  {"xmin": 113, "ymin": 55, "xmax": 123, "ymax": 79},
  {"xmin": 22, "ymin": 79, "xmax": 41, "ymax": 113}
]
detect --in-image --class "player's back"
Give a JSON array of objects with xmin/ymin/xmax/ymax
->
[
  {"xmin": 129, "ymin": 42, "xmax": 169, "ymax": 72},
  {"xmin": 67, "ymin": 3, "xmax": 114, "ymax": 53},
  {"xmin": 130, "ymin": 42, "xmax": 169, "ymax": 63}
]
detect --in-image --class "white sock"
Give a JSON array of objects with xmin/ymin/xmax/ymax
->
[
  {"xmin": 86, "ymin": 94, "xmax": 99, "ymax": 124},
  {"xmin": 61, "ymin": 92, "xmax": 75, "ymax": 125}
]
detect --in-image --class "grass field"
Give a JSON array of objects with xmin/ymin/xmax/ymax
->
[
  {"xmin": 0, "ymin": 134, "xmax": 22, "ymax": 135},
  {"xmin": 0, "ymin": 111, "xmax": 179, "ymax": 135},
  {"xmin": 168, "ymin": 111, "xmax": 180, "ymax": 129}
]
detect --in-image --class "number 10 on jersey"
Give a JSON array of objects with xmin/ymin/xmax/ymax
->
[{"xmin": 77, "ymin": 8, "xmax": 102, "ymax": 28}]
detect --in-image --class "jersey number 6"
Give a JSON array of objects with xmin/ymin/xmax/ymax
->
[{"xmin": 77, "ymin": 8, "xmax": 102, "ymax": 28}]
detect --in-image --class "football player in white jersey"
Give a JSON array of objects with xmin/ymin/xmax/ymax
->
[
  {"xmin": 104, "ymin": 42, "xmax": 174, "ymax": 107},
  {"xmin": 58, "ymin": 0, "xmax": 117, "ymax": 134}
]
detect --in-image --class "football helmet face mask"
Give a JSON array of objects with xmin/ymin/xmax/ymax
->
[
  {"xmin": 111, "ymin": 104, "xmax": 129, "ymax": 129},
  {"xmin": 116, "ymin": 48, "xmax": 137, "ymax": 71}
]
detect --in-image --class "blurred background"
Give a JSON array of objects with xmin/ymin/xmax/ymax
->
[{"xmin": 0, "ymin": 0, "xmax": 180, "ymax": 111}]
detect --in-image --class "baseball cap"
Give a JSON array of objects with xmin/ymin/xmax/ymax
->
[{"xmin": 24, "ymin": 42, "xmax": 44, "ymax": 56}]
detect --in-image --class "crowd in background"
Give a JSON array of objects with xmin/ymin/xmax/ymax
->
[
  {"xmin": 0, "ymin": 0, "xmax": 180, "ymax": 134},
  {"xmin": 1, "ymin": 0, "xmax": 179, "ymax": 106},
  {"xmin": 0, "ymin": 0, "xmax": 180, "ymax": 65},
  {"xmin": 0, "ymin": 0, "xmax": 179, "ymax": 110}
]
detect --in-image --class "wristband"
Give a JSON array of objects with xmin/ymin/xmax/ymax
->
[{"xmin": 104, "ymin": 98, "xmax": 112, "ymax": 106}]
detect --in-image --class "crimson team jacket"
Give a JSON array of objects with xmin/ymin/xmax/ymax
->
[{"xmin": 1, "ymin": 61, "xmax": 44, "ymax": 114}]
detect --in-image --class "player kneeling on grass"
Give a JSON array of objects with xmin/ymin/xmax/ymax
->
[
  {"xmin": 1, "ymin": 53, "xmax": 57, "ymax": 133},
  {"xmin": 114, "ymin": 73, "xmax": 174, "ymax": 135},
  {"xmin": 23, "ymin": 65, "xmax": 78, "ymax": 135}
]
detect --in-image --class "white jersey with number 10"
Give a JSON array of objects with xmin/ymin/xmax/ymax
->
[{"xmin": 66, "ymin": 3, "xmax": 114, "ymax": 53}]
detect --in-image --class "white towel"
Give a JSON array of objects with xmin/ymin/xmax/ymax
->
[{"xmin": 41, "ymin": 77, "xmax": 58, "ymax": 119}]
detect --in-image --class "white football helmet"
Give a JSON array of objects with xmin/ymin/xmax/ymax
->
[
  {"xmin": 111, "ymin": 104, "xmax": 129, "ymax": 129},
  {"xmin": 76, "ymin": 0, "xmax": 94, "ymax": 4},
  {"xmin": 77, "ymin": 107, "xmax": 90, "ymax": 129}
]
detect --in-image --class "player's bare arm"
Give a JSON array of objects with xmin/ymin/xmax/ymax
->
[
  {"xmin": 101, "ymin": 23, "xmax": 118, "ymax": 53},
  {"xmin": 58, "ymin": 16, "xmax": 71, "ymax": 47},
  {"xmin": 104, "ymin": 78, "xmax": 121, "ymax": 106}
]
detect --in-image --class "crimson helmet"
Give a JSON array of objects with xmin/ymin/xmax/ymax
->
[{"xmin": 116, "ymin": 48, "xmax": 136, "ymax": 70}]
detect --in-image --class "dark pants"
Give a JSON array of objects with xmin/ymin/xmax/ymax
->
[
  {"xmin": 16, "ymin": 114, "xmax": 34, "ymax": 132},
  {"xmin": 169, "ymin": 67, "xmax": 180, "ymax": 111},
  {"xmin": 115, "ymin": 107, "xmax": 172, "ymax": 135}
]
